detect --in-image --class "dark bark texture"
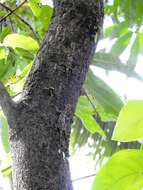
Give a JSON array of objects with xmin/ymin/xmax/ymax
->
[{"xmin": 0, "ymin": 0, "xmax": 104, "ymax": 189}]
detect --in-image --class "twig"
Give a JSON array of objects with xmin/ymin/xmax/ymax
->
[
  {"xmin": 0, "ymin": 0, "xmax": 27, "ymax": 23},
  {"xmin": 72, "ymin": 173, "xmax": 96, "ymax": 182},
  {"xmin": 0, "ymin": 2, "xmax": 39, "ymax": 42}
]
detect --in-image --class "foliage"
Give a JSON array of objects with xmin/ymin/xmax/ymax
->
[
  {"xmin": 92, "ymin": 100, "xmax": 143, "ymax": 190},
  {"xmin": 92, "ymin": 149, "xmax": 143, "ymax": 190},
  {"xmin": 112, "ymin": 100, "xmax": 143, "ymax": 142},
  {"xmin": 1, "ymin": 33, "xmax": 39, "ymax": 51},
  {"xmin": 91, "ymin": 1, "xmax": 143, "ymax": 189},
  {"xmin": 75, "ymin": 96, "xmax": 105, "ymax": 136}
]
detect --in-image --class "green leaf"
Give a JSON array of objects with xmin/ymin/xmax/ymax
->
[
  {"xmin": 6, "ymin": 62, "xmax": 33, "ymax": 95},
  {"xmin": 28, "ymin": 0, "xmax": 52, "ymax": 38},
  {"xmin": 113, "ymin": 0, "xmax": 120, "ymax": 22},
  {"xmin": 2, "ymin": 34, "xmax": 39, "ymax": 52},
  {"xmin": 0, "ymin": 48, "xmax": 6, "ymax": 60},
  {"xmin": 110, "ymin": 31, "xmax": 132, "ymax": 56},
  {"xmin": 28, "ymin": 0, "xmax": 53, "ymax": 18},
  {"xmin": 105, "ymin": 5, "xmax": 115, "ymax": 15},
  {"xmin": 0, "ymin": 59, "xmax": 9, "ymax": 79},
  {"xmin": 84, "ymin": 70, "xmax": 124, "ymax": 121},
  {"xmin": 0, "ymin": 26, "xmax": 12, "ymax": 42},
  {"xmin": 76, "ymin": 96, "xmax": 94, "ymax": 115},
  {"xmin": 112, "ymin": 100, "xmax": 143, "ymax": 142},
  {"xmin": 0, "ymin": 49, "xmax": 17, "ymax": 82},
  {"xmin": 138, "ymin": 32, "xmax": 143, "ymax": 54},
  {"xmin": 28, "ymin": 0, "xmax": 42, "ymax": 17},
  {"xmin": 1, "ymin": 166, "xmax": 12, "ymax": 177},
  {"xmin": 92, "ymin": 149, "xmax": 143, "ymax": 190},
  {"xmin": 104, "ymin": 22, "xmax": 128, "ymax": 39},
  {"xmin": 126, "ymin": 34, "xmax": 139, "ymax": 72},
  {"xmin": 75, "ymin": 96, "xmax": 105, "ymax": 136},
  {"xmin": 0, "ymin": 112, "xmax": 10, "ymax": 153}
]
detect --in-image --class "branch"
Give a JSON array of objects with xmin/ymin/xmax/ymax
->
[
  {"xmin": 0, "ymin": 2, "xmax": 39, "ymax": 42},
  {"xmin": 72, "ymin": 173, "xmax": 96, "ymax": 182},
  {"xmin": 0, "ymin": 81, "xmax": 16, "ymax": 121},
  {"xmin": 0, "ymin": 0, "xmax": 27, "ymax": 23}
]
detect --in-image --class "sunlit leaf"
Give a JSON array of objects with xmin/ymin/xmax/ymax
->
[
  {"xmin": 28, "ymin": 0, "xmax": 53, "ymax": 18},
  {"xmin": 92, "ymin": 149, "xmax": 143, "ymax": 190},
  {"xmin": 138, "ymin": 32, "xmax": 143, "ymax": 54},
  {"xmin": 0, "ymin": 48, "xmax": 6, "ymax": 60},
  {"xmin": 112, "ymin": 100, "xmax": 143, "ymax": 142},
  {"xmin": 28, "ymin": 0, "xmax": 42, "ymax": 17},
  {"xmin": 2, "ymin": 34, "xmax": 39, "ymax": 52}
]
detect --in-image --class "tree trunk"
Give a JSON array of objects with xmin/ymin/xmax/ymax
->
[{"xmin": 0, "ymin": 0, "xmax": 104, "ymax": 189}]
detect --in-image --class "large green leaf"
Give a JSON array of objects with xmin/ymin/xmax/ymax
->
[
  {"xmin": 1, "ymin": 34, "xmax": 39, "ymax": 52},
  {"xmin": 75, "ymin": 96, "xmax": 105, "ymax": 136},
  {"xmin": 92, "ymin": 149, "xmax": 143, "ymax": 190},
  {"xmin": 112, "ymin": 100, "xmax": 143, "ymax": 142},
  {"xmin": 84, "ymin": 70, "xmax": 124, "ymax": 121}
]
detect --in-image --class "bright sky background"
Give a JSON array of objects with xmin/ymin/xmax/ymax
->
[{"xmin": 41, "ymin": 0, "xmax": 53, "ymax": 6}]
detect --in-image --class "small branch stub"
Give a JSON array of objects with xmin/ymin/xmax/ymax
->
[{"xmin": 0, "ymin": 81, "xmax": 16, "ymax": 124}]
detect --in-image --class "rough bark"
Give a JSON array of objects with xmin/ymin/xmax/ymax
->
[{"xmin": 0, "ymin": 0, "xmax": 104, "ymax": 189}]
